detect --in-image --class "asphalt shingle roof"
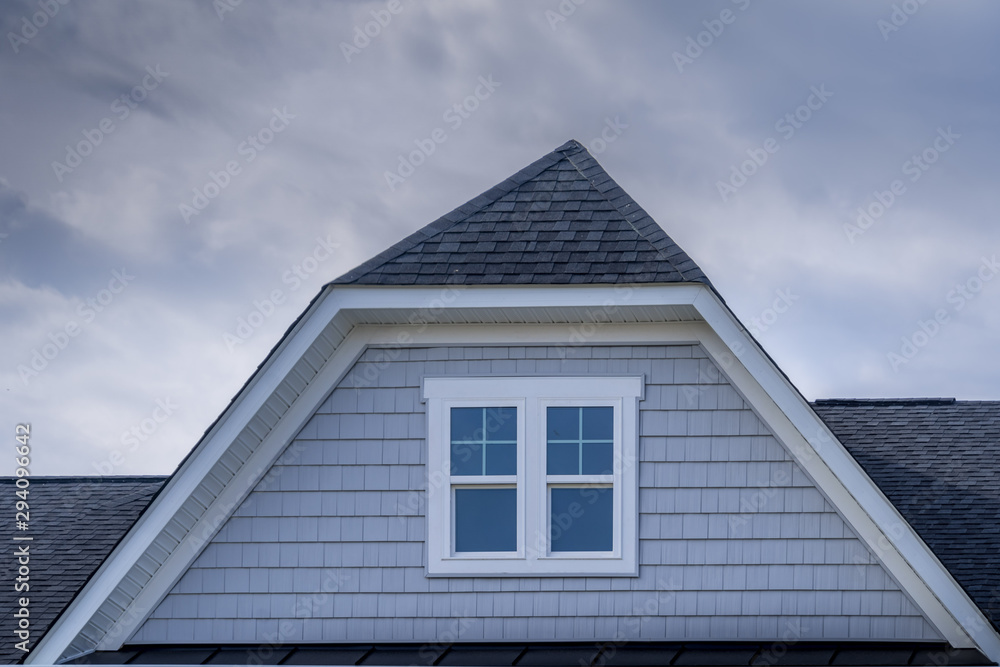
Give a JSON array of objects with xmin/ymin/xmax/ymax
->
[
  {"xmin": 0, "ymin": 477, "xmax": 165, "ymax": 664},
  {"xmin": 330, "ymin": 140, "xmax": 711, "ymax": 287},
  {"xmin": 813, "ymin": 399, "xmax": 1000, "ymax": 631}
]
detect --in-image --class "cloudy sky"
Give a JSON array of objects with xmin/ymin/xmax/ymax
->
[{"xmin": 2, "ymin": 0, "xmax": 998, "ymax": 476}]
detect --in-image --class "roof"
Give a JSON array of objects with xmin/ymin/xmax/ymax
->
[
  {"xmin": 330, "ymin": 140, "xmax": 711, "ymax": 287},
  {"xmin": 61, "ymin": 641, "xmax": 992, "ymax": 666},
  {"xmin": 812, "ymin": 399, "xmax": 1000, "ymax": 632},
  {"xmin": 0, "ymin": 477, "xmax": 166, "ymax": 664}
]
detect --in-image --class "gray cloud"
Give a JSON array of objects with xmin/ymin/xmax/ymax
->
[{"xmin": 1, "ymin": 0, "xmax": 998, "ymax": 474}]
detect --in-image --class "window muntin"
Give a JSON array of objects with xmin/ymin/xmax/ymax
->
[
  {"xmin": 424, "ymin": 376, "xmax": 640, "ymax": 576},
  {"xmin": 546, "ymin": 406, "xmax": 614, "ymax": 475}
]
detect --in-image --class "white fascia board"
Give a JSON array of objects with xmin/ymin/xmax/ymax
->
[
  {"xmin": 691, "ymin": 287, "xmax": 1000, "ymax": 660},
  {"xmin": 94, "ymin": 328, "xmax": 373, "ymax": 650},
  {"xmin": 329, "ymin": 282, "xmax": 704, "ymax": 310},
  {"xmin": 28, "ymin": 286, "xmax": 345, "ymax": 664}
]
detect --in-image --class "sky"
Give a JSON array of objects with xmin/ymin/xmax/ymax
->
[{"xmin": 1, "ymin": 0, "xmax": 998, "ymax": 476}]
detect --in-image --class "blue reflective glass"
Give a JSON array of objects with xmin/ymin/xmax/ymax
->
[
  {"xmin": 546, "ymin": 442, "xmax": 578, "ymax": 475},
  {"xmin": 582, "ymin": 407, "xmax": 613, "ymax": 440},
  {"xmin": 484, "ymin": 407, "xmax": 517, "ymax": 442},
  {"xmin": 486, "ymin": 442, "xmax": 516, "ymax": 475},
  {"xmin": 455, "ymin": 488, "xmax": 516, "ymax": 552},
  {"xmin": 451, "ymin": 407, "xmax": 517, "ymax": 476},
  {"xmin": 451, "ymin": 407, "xmax": 484, "ymax": 442},
  {"xmin": 582, "ymin": 442, "xmax": 614, "ymax": 475},
  {"xmin": 546, "ymin": 407, "xmax": 579, "ymax": 440},
  {"xmin": 450, "ymin": 441, "xmax": 483, "ymax": 476},
  {"xmin": 550, "ymin": 487, "xmax": 613, "ymax": 552}
]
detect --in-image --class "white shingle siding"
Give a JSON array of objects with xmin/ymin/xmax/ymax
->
[{"xmin": 132, "ymin": 345, "xmax": 940, "ymax": 643}]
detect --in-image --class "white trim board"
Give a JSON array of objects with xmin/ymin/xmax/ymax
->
[{"xmin": 26, "ymin": 284, "xmax": 1000, "ymax": 664}]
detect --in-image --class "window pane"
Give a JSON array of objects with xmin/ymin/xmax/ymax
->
[
  {"xmin": 547, "ymin": 442, "xmax": 578, "ymax": 475},
  {"xmin": 486, "ymin": 442, "xmax": 516, "ymax": 475},
  {"xmin": 485, "ymin": 407, "xmax": 517, "ymax": 442},
  {"xmin": 582, "ymin": 441, "xmax": 614, "ymax": 475},
  {"xmin": 582, "ymin": 407, "xmax": 613, "ymax": 441},
  {"xmin": 451, "ymin": 407, "xmax": 517, "ymax": 476},
  {"xmin": 546, "ymin": 407, "xmax": 579, "ymax": 440},
  {"xmin": 450, "ymin": 441, "xmax": 482, "ymax": 476},
  {"xmin": 550, "ymin": 487, "xmax": 613, "ymax": 552},
  {"xmin": 455, "ymin": 488, "xmax": 516, "ymax": 552},
  {"xmin": 451, "ymin": 407, "xmax": 485, "ymax": 442}
]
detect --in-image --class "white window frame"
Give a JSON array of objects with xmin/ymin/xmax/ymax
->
[{"xmin": 424, "ymin": 376, "xmax": 642, "ymax": 576}]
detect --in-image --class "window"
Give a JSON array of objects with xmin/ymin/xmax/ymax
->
[{"xmin": 424, "ymin": 376, "xmax": 642, "ymax": 576}]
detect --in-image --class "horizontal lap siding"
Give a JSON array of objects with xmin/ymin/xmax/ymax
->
[{"xmin": 132, "ymin": 345, "xmax": 940, "ymax": 644}]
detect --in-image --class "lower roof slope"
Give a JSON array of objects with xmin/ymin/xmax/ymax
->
[
  {"xmin": 331, "ymin": 140, "xmax": 711, "ymax": 287},
  {"xmin": 0, "ymin": 477, "xmax": 165, "ymax": 665},
  {"xmin": 813, "ymin": 399, "xmax": 1000, "ymax": 631}
]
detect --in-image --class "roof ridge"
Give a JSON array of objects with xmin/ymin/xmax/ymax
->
[
  {"xmin": 560, "ymin": 144, "xmax": 711, "ymax": 286},
  {"xmin": 329, "ymin": 140, "xmax": 586, "ymax": 285},
  {"xmin": 812, "ymin": 398, "xmax": 958, "ymax": 405},
  {"xmin": 0, "ymin": 475, "xmax": 170, "ymax": 482}
]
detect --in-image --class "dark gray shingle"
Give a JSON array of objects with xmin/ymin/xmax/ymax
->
[
  {"xmin": 813, "ymin": 399, "xmax": 1000, "ymax": 631},
  {"xmin": 330, "ymin": 140, "xmax": 711, "ymax": 287},
  {"xmin": 0, "ymin": 477, "xmax": 165, "ymax": 664}
]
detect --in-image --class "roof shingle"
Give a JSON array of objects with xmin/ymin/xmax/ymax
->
[
  {"xmin": 812, "ymin": 399, "xmax": 1000, "ymax": 631},
  {"xmin": 0, "ymin": 477, "xmax": 165, "ymax": 664},
  {"xmin": 330, "ymin": 140, "xmax": 711, "ymax": 288}
]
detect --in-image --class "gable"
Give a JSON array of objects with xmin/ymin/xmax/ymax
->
[
  {"xmin": 132, "ymin": 344, "xmax": 940, "ymax": 645},
  {"xmin": 24, "ymin": 141, "xmax": 1000, "ymax": 665}
]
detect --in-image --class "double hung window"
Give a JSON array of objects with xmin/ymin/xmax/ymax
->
[{"xmin": 424, "ymin": 375, "xmax": 641, "ymax": 576}]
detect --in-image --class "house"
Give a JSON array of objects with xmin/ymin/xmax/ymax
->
[{"xmin": 5, "ymin": 140, "xmax": 1000, "ymax": 666}]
